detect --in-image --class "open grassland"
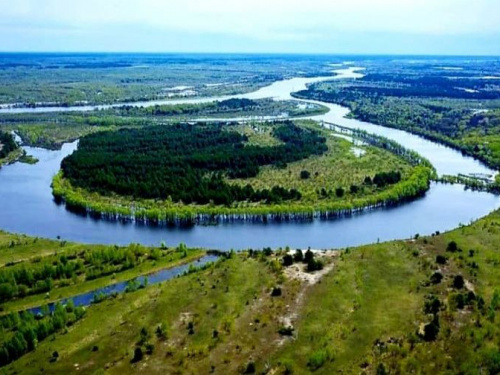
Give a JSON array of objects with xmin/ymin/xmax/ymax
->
[{"xmin": 3, "ymin": 210, "xmax": 500, "ymax": 373}]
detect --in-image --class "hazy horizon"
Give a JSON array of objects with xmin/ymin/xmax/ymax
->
[{"xmin": 1, "ymin": 0, "xmax": 500, "ymax": 55}]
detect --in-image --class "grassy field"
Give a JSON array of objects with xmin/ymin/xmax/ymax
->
[
  {"xmin": 230, "ymin": 121, "xmax": 413, "ymax": 203},
  {"xmin": 3, "ymin": 209, "xmax": 500, "ymax": 373}
]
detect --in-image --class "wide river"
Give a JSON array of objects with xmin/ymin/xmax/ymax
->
[{"xmin": 0, "ymin": 67, "xmax": 499, "ymax": 250}]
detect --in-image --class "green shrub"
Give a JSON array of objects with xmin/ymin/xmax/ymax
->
[{"xmin": 307, "ymin": 349, "xmax": 329, "ymax": 370}]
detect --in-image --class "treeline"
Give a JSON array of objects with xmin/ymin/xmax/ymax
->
[
  {"xmin": 0, "ymin": 301, "xmax": 86, "ymax": 366},
  {"xmin": 0, "ymin": 131, "xmax": 17, "ymax": 159},
  {"xmin": 361, "ymin": 73, "xmax": 500, "ymax": 99},
  {"xmin": 52, "ymin": 165, "xmax": 433, "ymax": 226},
  {"xmin": 110, "ymin": 98, "xmax": 259, "ymax": 117},
  {"xmin": 61, "ymin": 121, "xmax": 327, "ymax": 205},
  {"xmin": 0, "ymin": 243, "xmax": 185, "ymax": 304}
]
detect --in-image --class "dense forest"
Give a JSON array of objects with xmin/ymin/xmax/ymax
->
[
  {"xmin": 0, "ymin": 131, "xmax": 17, "ymax": 159},
  {"xmin": 61, "ymin": 121, "xmax": 328, "ymax": 205}
]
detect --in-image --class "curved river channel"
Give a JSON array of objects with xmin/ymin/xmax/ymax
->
[{"xmin": 1, "ymin": 67, "xmax": 499, "ymax": 250}]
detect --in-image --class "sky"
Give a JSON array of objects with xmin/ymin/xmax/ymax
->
[{"xmin": 1, "ymin": 0, "xmax": 500, "ymax": 55}]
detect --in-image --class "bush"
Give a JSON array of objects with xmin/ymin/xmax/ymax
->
[
  {"xmin": 244, "ymin": 361, "xmax": 256, "ymax": 373},
  {"xmin": 282, "ymin": 254, "xmax": 294, "ymax": 267},
  {"xmin": 424, "ymin": 295, "xmax": 441, "ymax": 315},
  {"xmin": 307, "ymin": 259, "xmax": 324, "ymax": 272},
  {"xmin": 430, "ymin": 271, "xmax": 443, "ymax": 284},
  {"xmin": 300, "ymin": 170, "xmax": 311, "ymax": 180},
  {"xmin": 132, "ymin": 347, "xmax": 143, "ymax": 363},
  {"xmin": 436, "ymin": 255, "xmax": 447, "ymax": 265},
  {"xmin": 278, "ymin": 326, "xmax": 294, "ymax": 336},
  {"xmin": 304, "ymin": 249, "xmax": 314, "ymax": 264},
  {"xmin": 450, "ymin": 293, "xmax": 466, "ymax": 310},
  {"xmin": 293, "ymin": 249, "xmax": 304, "ymax": 263},
  {"xmin": 145, "ymin": 343, "xmax": 154, "ymax": 355},
  {"xmin": 307, "ymin": 349, "xmax": 329, "ymax": 370},
  {"xmin": 446, "ymin": 241, "xmax": 458, "ymax": 252},
  {"xmin": 271, "ymin": 287, "xmax": 282, "ymax": 297},
  {"xmin": 453, "ymin": 275, "xmax": 465, "ymax": 289},
  {"xmin": 376, "ymin": 363, "xmax": 388, "ymax": 375},
  {"xmin": 420, "ymin": 315, "xmax": 440, "ymax": 341},
  {"xmin": 335, "ymin": 187, "xmax": 345, "ymax": 198},
  {"xmin": 155, "ymin": 323, "xmax": 167, "ymax": 340}
]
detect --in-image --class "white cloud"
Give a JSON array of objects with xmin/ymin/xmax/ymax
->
[
  {"xmin": 0, "ymin": 0, "xmax": 499, "ymax": 53},
  {"xmin": 2, "ymin": 0, "xmax": 499, "ymax": 38}
]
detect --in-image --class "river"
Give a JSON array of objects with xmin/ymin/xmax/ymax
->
[{"xmin": 0, "ymin": 67, "xmax": 499, "ymax": 250}]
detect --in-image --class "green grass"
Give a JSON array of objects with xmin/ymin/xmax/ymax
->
[
  {"xmin": 4, "ymin": 254, "xmax": 288, "ymax": 374},
  {"xmin": 230, "ymin": 122, "xmax": 413, "ymax": 203},
  {"xmin": 273, "ymin": 212, "xmax": 500, "ymax": 374}
]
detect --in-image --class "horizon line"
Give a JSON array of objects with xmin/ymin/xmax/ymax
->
[{"xmin": 0, "ymin": 51, "xmax": 500, "ymax": 58}]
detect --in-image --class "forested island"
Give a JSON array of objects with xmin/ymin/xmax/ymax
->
[
  {"xmin": 0, "ymin": 131, "xmax": 21, "ymax": 166},
  {"xmin": 0, "ymin": 131, "xmax": 17, "ymax": 159},
  {"xmin": 53, "ymin": 120, "xmax": 433, "ymax": 225}
]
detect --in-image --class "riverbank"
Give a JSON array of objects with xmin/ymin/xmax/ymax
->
[
  {"xmin": 3, "ymin": 209, "xmax": 500, "ymax": 373},
  {"xmin": 0, "ymin": 230, "xmax": 206, "ymax": 313},
  {"xmin": 0, "ymin": 148, "xmax": 23, "ymax": 167},
  {"xmin": 53, "ymin": 165, "xmax": 433, "ymax": 226}
]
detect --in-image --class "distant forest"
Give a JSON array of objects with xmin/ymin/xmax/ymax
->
[{"xmin": 61, "ymin": 122, "xmax": 328, "ymax": 205}]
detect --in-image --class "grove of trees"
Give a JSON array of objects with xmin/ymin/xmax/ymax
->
[{"xmin": 61, "ymin": 121, "xmax": 328, "ymax": 206}]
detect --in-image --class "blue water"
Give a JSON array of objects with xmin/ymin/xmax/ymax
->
[{"xmin": 28, "ymin": 255, "xmax": 219, "ymax": 314}]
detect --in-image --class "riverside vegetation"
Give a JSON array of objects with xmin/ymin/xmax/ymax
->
[
  {"xmin": 0, "ymin": 131, "xmax": 20, "ymax": 166},
  {"xmin": 293, "ymin": 58, "xmax": 500, "ymax": 173},
  {"xmin": 52, "ymin": 120, "xmax": 434, "ymax": 225},
  {"xmin": 2, "ymin": 208, "xmax": 500, "ymax": 373}
]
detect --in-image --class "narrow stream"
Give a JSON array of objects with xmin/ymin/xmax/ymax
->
[{"xmin": 28, "ymin": 255, "xmax": 219, "ymax": 314}]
